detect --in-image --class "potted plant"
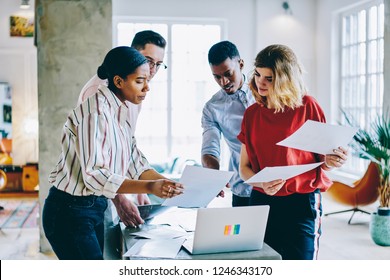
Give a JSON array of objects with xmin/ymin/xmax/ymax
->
[{"xmin": 344, "ymin": 110, "xmax": 390, "ymax": 246}]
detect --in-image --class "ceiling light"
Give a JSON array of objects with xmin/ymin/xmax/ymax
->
[{"xmin": 282, "ymin": 1, "xmax": 293, "ymax": 15}]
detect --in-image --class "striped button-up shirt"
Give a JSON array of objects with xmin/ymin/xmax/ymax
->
[{"xmin": 49, "ymin": 85, "xmax": 151, "ymax": 199}]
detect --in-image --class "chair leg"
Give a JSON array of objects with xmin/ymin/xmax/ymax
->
[
  {"xmin": 348, "ymin": 210, "xmax": 357, "ymax": 224},
  {"xmin": 325, "ymin": 208, "xmax": 372, "ymax": 224},
  {"xmin": 325, "ymin": 208, "xmax": 357, "ymax": 216}
]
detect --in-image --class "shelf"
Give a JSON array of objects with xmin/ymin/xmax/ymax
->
[{"xmin": 0, "ymin": 191, "xmax": 38, "ymax": 198}]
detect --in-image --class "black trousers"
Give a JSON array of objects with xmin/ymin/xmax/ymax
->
[
  {"xmin": 42, "ymin": 187, "xmax": 108, "ymax": 260},
  {"xmin": 250, "ymin": 189, "xmax": 322, "ymax": 260},
  {"xmin": 232, "ymin": 193, "xmax": 251, "ymax": 207}
]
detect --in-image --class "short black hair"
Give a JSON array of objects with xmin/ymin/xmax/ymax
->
[
  {"xmin": 131, "ymin": 30, "xmax": 167, "ymax": 50},
  {"xmin": 208, "ymin": 41, "xmax": 240, "ymax": 65}
]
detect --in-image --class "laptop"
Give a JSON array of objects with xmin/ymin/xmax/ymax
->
[{"xmin": 182, "ymin": 205, "xmax": 269, "ymax": 255}]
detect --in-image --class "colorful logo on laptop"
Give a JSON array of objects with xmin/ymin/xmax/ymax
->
[{"xmin": 224, "ymin": 224, "xmax": 240, "ymax": 235}]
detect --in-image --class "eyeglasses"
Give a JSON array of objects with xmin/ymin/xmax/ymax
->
[{"xmin": 147, "ymin": 59, "xmax": 167, "ymax": 70}]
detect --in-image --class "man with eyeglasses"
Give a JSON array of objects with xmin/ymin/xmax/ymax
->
[
  {"xmin": 77, "ymin": 30, "xmax": 167, "ymax": 259},
  {"xmin": 145, "ymin": 58, "xmax": 167, "ymax": 72},
  {"xmin": 78, "ymin": 30, "xmax": 166, "ymax": 131}
]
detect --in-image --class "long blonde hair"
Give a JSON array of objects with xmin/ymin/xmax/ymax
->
[{"xmin": 249, "ymin": 44, "xmax": 306, "ymax": 112}]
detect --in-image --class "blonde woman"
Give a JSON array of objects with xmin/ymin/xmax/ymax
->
[{"xmin": 238, "ymin": 44, "xmax": 348, "ymax": 260}]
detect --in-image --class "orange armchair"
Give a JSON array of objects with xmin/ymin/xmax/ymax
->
[{"xmin": 324, "ymin": 162, "xmax": 380, "ymax": 224}]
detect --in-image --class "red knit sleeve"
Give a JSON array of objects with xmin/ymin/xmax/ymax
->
[{"xmin": 237, "ymin": 109, "xmax": 247, "ymax": 145}]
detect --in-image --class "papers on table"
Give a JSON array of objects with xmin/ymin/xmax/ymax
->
[
  {"xmin": 276, "ymin": 120, "xmax": 358, "ymax": 155},
  {"xmin": 149, "ymin": 207, "xmax": 198, "ymax": 231},
  {"xmin": 121, "ymin": 208, "xmax": 199, "ymax": 259},
  {"xmin": 123, "ymin": 238, "xmax": 186, "ymax": 259},
  {"xmin": 162, "ymin": 165, "xmax": 234, "ymax": 208},
  {"xmin": 123, "ymin": 224, "xmax": 189, "ymax": 259},
  {"xmin": 128, "ymin": 225, "xmax": 187, "ymax": 239},
  {"xmin": 245, "ymin": 162, "xmax": 323, "ymax": 184}
]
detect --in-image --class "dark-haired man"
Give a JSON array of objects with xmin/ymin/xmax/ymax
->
[
  {"xmin": 201, "ymin": 41, "xmax": 254, "ymax": 206},
  {"xmin": 77, "ymin": 30, "xmax": 167, "ymax": 259}
]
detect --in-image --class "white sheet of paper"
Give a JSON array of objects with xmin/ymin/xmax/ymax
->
[
  {"xmin": 129, "ymin": 226, "xmax": 187, "ymax": 239},
  {"xmin": 149, "ymin": 207, "xmax": 197, "ymax": 231},
  {"xmin": 245, "ymin": 162, "xmax": 323, "ymax": 184},
  {"xmin": 123, "ymin": 238, "xmax": 185, "ymax": 259},
  {"xmin": 162, "ymin": 165, "xmax": 234, "ymax": 208},
  {"xmin": 276, "ymin": 120, "xmax": 358, "ymax": 155}
]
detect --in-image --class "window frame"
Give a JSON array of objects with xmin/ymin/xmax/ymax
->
[{"xmin": 335, "ymin": 0, "xmax": 384, "ymax": 176}]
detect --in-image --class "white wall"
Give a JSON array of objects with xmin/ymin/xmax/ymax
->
[
  {"xmin": 254, "ymin": 0, "xmax": 317, "ymax": 109},
  {"xmin": 0, "ymin": 0, "xmax": 38, "ymax": 164}
]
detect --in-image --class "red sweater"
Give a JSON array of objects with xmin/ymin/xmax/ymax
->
[{"xmin": 237, "ymin": 95, "xmax": 332, "ymax": 196}]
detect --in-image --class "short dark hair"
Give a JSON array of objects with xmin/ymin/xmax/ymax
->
[
  {"xmin": 208, "ymin": 41, "xmax": 240, "ymax": 65},
  {"xmin": 131, "ymin": 30, "xmax": 167, "ymax": 50}
]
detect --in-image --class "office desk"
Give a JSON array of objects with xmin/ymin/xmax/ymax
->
[{"xmin": 120, "ymin": 208, "xmax": 282, "ymax": 260}]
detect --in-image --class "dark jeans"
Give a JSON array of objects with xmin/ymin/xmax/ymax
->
[
  {"xmin": 232, "ymin": 194, "xmax": 251, "ymax": 207},
  {"xmin": 250, "ymin": 189, "xmax": 322, "ymax": 260},
  {"xmin": 42, "ymin": 186, "xmax": 108, "ymax": 260}
]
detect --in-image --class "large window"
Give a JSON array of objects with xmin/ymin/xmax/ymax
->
[
  {"xmin": 114, "ymin": 19, "xmax": 225, "ymax": 168},
  {"xmin": 339, "ymin": 0, "xmax": 384, "ymax": 175}
]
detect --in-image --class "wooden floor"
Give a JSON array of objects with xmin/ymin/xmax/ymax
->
[{"xmin": 1, "ymin": 192, "xmax": 390, "ymax": 260}]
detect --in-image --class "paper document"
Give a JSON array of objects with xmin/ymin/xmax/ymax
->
[
  {"xmin": 123, "ymin": 238, "xmax": 185, "ymax": 259},
  {"xmin": 245, "ymin": 162, "xmax": 323, "ymax": 184},
  {"xmin": 162, "ymin": 165, "xmax": 234, "ymax": 208},
  {"xmin": 277, "ymin": 120, "xmax": 358, "ymax": 155},
  {"xmin": 129, "ymin": 226, "xmax": 187, "ymax": 239},
  {"xmin": 149, "ymin": 207, "xmax": 197, "ymax": 231}
]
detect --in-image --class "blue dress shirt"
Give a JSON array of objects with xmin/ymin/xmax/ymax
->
[{"xmin": 201, "ymin": 78, "xmax": 255, "ymax": 197}]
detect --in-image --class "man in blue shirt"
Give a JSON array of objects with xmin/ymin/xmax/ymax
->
[{"xmin": 201, "ymin": 41, "xmax": 254, "ymax": 206}]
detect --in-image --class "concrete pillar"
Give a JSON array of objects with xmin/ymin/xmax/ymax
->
[{"xmin": 36, "ymin": 0, "xmax": 112, "ymax": 253}]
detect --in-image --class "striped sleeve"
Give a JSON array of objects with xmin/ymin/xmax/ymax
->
[
  {"xmin": 126, "ymin": 135, "xmax": 151, "ymax": 180},
  {"xmin": 77, "ymin": 102, "xmax": 125, "ymax": 198}
]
